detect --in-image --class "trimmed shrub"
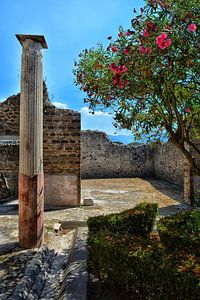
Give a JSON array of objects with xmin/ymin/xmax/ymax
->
[
  {"xmin": 158, "ymin": 210, "xmax": 200, "ymax": 255},
  {"xmin": 87, "ymin": 208, "xmax": 200, "ymax": 299},
  {"xmin": 87, "ymin": 202, "xmax": 158, "ymax": 236}
]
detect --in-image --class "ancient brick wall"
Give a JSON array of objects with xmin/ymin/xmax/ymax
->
[
  {"xmin": 0, "ymin": 84, "xmax": 80, "ymax": 205},
  {"xmin": 0, "ymin": 141, "xmax": 19, "ymax": 199},
  {"xmin": 0, "ymin": 94, "xmax": 20, "ymax": 136},
  {"xmin": 81, "ymin": 130, "xmax": 155, "ymax": 179}
]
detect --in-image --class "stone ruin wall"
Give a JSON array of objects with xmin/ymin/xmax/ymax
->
[
  {"xmin": 0, "ymin": 86, "xmax": 198, "ymax": 201},
  {"xmin": 0, "ymin": 84, "xmax": 80, "ymax": 206},
  {"xmin": 81, "ymin": 130, "xmax": 186, "ymax": 187},
  {"xmin": 153, "ymin": 142, "xmax": 184, "ymax": 186},
  {"xmin": 81, "ymin": 130, "xmax": 155, "ymax": 179}
]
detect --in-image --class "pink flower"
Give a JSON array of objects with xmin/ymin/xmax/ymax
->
[
  {"xmin": 122, "ymin": 48, "xmax": 129, "ymax": 55},
  {"xmin": 110, "ymin": 64, "xmax": 128, "ymax": 75},
  {"xmin": 143, "ymin": 29, "xmax": 149, "ymax": 37},
  {"xmin": 139, "ymin": 46, "xmax": 152, "ymax": 54},
  {"xmin": 188, "ymin": 23, "xmax": 196, "ymax": 32},
  {"xmin": 156, "ymin": 33, "xmax": 171, "ymax": 49},
  {"xmin": 186, "ymin": 107, "xmax": 191, "ymax": 113},
  {"xmin": 120, "ymin": 66, "xmax": 128, "ymax": 73},
  {"xmin": 110, "ymin": 63, "xmax": 117, "ymax": 71},
  {"xmin": 111, "ymin": 45, "xmax": 118, "ymax": 52},
  {"xmin": 126, "ymin": 31, "xmax": 131, "ymax": 36},
  {"xmin": 118, "ymin": 32, "xmax": 123, "ymax": 37},
  {"xmin": 113, "ymin": 79, "xmax": 118, "ymax": 86},
  {"xmin": 119, "ymin": 79, "xmax": 129, "ymax": 89}
]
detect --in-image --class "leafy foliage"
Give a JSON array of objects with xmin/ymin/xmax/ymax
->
[
  {"xmin": 88, "ymin": 202, "xmax": 158, "ymax": 236},
  {"xmin": 74, "ymin": 0, "xmax": 200, "ymax": 173},
  {"xmin": 87, "ymin": 208, "xmax": 200, "ymax": 299}
]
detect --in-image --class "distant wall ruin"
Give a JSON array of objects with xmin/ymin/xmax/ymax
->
[
  {"xmin": 81, "ymin": 130, "xmax": 154, "ymax": 179},
  {"xmin": 0, "ymin": 84, "xmax": 80, "ymax": 206},
  {"xmin": 81, "ymin": 130, "xmax": 185, "ymax": 187}
]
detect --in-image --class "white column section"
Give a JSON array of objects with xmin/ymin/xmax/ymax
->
[{"xmin": 19, "ymin": 39, "xmax": 43, "ymax": 177}]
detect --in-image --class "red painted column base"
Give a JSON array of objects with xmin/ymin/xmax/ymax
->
[{"xmin": 18, "ymin": 173, "xmax": 44, "ymax": 248}]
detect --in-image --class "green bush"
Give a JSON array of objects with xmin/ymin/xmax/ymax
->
[
  {"xmin": 87, "ymin": 208, "xmax": 200, "ymax": 299},
  {"xmin": 87, "ymin": 202, "xmax": 158, "ymax": 236},
  {"xmin": 158, "ymin": 210, "xmax": 200, "ymax": 255}
]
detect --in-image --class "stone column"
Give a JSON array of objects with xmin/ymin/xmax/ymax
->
[{"xmin": 16, "ymin": 34, "xmax": 48, "ymax": 248}]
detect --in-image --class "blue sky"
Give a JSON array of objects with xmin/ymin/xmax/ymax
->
[{"xmin": 0, "ymin": 0, "xmax": 144, "ymax": 137}]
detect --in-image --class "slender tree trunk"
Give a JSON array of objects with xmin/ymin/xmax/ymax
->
[{"xmin": 183, "ymin": 157, "xmax": 195, "ymax": 206}]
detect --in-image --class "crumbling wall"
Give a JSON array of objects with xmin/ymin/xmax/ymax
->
[
  {"xmin": 81, "ymin": 130, "xmax": 155, "ymax": 179},
  {"xmin": 0, "ymin": 84, "xmax": 80, "ymax": 206},
  {"xmin": 0, "ymin": 141, "xmax": 19, "ymax": 199},
  {"xmin": 80, "ymin": 131, "xmax": 187, "ymax": 188},
  {"xmin": 154, "ymin": 143, "xmax": 184, "ymax": 186}
]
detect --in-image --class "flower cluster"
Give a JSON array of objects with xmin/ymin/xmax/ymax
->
[
  {"xmin": 110, "ymin": 63, "xmax": 129, "ymax": 89},
  {"xmin": 156, "ymin": 32, "xmax": 171, "ymax": 49},
  {"xmin": 140, "ymin": 46, "xmax": 152, "ymax": 54},
  {"xmin": 188, "ymin": 23, "xmax": 196, "ymax": 32}
]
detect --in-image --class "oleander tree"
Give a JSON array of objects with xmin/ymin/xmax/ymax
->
[{"xmin": 74, "ymin": 0, "xmax": 200, "ymax": 204}]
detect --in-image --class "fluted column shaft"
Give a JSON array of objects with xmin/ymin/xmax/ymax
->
[{"xmin": 17, "ymin": 36, "xmax": 46, "ymax": 249}]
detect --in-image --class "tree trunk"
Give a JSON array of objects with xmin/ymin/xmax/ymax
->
[{"xmin": 183, "ymin": 157, "xmax": 195, "ymax": 206}]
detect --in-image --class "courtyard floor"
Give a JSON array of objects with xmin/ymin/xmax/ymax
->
[
  {"xmin": 0, "ymin": 177, "xmax": 187, "ymax": 246},
  {"xmin": 0, "ymin": 178, "xmax": 189, "ymax": 299}
]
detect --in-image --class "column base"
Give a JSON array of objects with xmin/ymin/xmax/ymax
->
[
  {"xmin": 44, "ymin": 174, "xmax": 80, "ymax": 207},
  {"xmin": 18, "ymin": 173, "xmax": 44, "ymax": 248}
]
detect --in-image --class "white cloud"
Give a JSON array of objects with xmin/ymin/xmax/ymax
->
[
  {"xmin": 52, "ymin": 102, "xmax": 67, "ymax": 109},
  {"xmin": 80, "ymin": 106, "xmax": 131, "ymax": 135},
  {"xmin": 79, "ymin": 107, "xmax": 111, "ymax": 117}
]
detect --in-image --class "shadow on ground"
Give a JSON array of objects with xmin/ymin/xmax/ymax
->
[{"xmin": 147, "ymin": 178, "xmax": 183, "ymax": 202}]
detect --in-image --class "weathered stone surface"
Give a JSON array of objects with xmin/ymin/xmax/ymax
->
[
  {"xmin": 154, "ymin": 142, "xmax": 184, "ymax": 186},
  {"xmin": 0, "ymin": 83, "xmax": 81, "ymax": 206},
  {"xmin": 81, "ymin": 130, "xmax": 155, "ymax": 179},
  {"xmin": 44, "ymin": 174, "xmax": 80, "ymax": 207},
  {"xmin": 17, "ymin": 35, "xmax": 46, "ymax": 248},
  {"xmin": 81, "ymin": 131, "xmax": 200, "ymax": 190},
  {"xmin": 81, "ymin": 197, "xmax": 94, "ymax": 206}
]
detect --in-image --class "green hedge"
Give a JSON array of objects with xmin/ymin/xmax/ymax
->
[
  {"xmin": 87, "ymin": 207, "xmax": 200, "ymax": 299},
  {"xmin": 158, "ymin": 210, "xmax": 200, "ymax": 255},
  {"xmin": 87, "ymin": 202, "xmax": 158, "ymax": 236}
]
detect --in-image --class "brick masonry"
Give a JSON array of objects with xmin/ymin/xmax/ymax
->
[{"xmin": 0, "ymin": 83, "xmax": 80, "ymax": 206}]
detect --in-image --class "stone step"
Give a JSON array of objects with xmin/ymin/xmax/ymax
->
[{"xmin": 39, "ymin": 229, "xmax": 77, "ymax": 300}]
